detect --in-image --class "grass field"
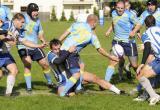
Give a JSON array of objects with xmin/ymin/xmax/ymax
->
[{"xmin": 0, "ymin": 20, "xmax": 160, "ymax": 110}]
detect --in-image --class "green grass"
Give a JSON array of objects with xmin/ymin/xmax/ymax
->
[{"xmin": 0, "ymin": 20, "xmax": 160, "ymax": 110}]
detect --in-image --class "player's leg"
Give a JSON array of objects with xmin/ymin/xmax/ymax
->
[
  {"xmin": 4, "ymin": 53, "xmax": 18, "ymax": 96},
  {"xmin": 18, "ymin": 49, "xmax": 32, "ymax": 92},
  {"xmin": 105, "ymin": 60, "xmax": 118, "ymax": 82},
  {"xmin": 60, "ymin": 53, "xmax": 81, "ymax": 96},
  {"xmin": 83, "ymin": 71, "xmax": 122, "ymax": 94},
  {"xmin": 22, "ymin": 56, "xmax": 32, "ymax": 92},
  {"xmin": 33, "ymin": 48, "xmax": 53, "ymax": 88},
  {"xmin": 137, "ymin": 61, "xmax": 160, "ymax": 105},
  {"xmin": 118, "ymin": 57, "xmax": 125, "ymax": 81},
  {"xmin": 105, "ymin": 40, "xmax": 119, "ymax": 82}
]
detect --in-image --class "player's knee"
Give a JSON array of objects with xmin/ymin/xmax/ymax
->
[
  {"xmin": 10, "ymin": 67, "xmax": 18, "ymax": 76},
  {"xmin": 73, "ymin": 72, "xmax": 81, "ymax": 79}
]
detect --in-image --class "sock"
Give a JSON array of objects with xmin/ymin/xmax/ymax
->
[
  {"xmin": 6, "ymin": 74, "xmax": 15, "ymax": 94},
  {"xmin": 24, "ymin": 73, "xmax": 31, "ymax": 89},
  {"xmin": 139, "ymin": 76, "xmax": 158, "ymax": 98},
  {"xmin": 105, "ymin": 66, "xmax": 115, "ymax": 82},
  {"xmin": 136, "ymin": 83, "xmax": 142, "ymax": 92},
  {"xmin": 60, "ymin": 77, "xmax": 77, "ymax": 96},
  {"xmin": 43, "ymin": 69, "xmax": 52, "ymax": 84},
  {"xmin": 75, "ymin": 75, "xmax": 82, "ymax": 91},
  {"xmin": 109, "ymin": 85, "xmax": 120, "ymax": 94},
  {"xmin": 118, "ymin": 67, "xmax": 123, "ymax": 80}
]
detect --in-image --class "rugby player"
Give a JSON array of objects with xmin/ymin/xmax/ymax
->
[
  {"xmin": 0, "ymin": 13, "xmax": 45, "ymax": 96},
  {"xmin": 17, "ymin": 3, "xmax": 55, "ymax": 93},
  {"xmin": 105, "ymin": 1, "xmax": 138, "ymax": 82},
  {"xmin": 47, "ymin": 39, "xmax": 124, "ymax": 96},
  {"xmin": 58, "ymin": 14, "xmax": 118, "ymax": 96},
  {"xmin": 135, "ymin": 15, "xmax": 160, "ymax": 105}
]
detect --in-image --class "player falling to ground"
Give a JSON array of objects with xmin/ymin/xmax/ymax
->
[
  {"xmin": 136, "ymin": 15, "xmax": 160, "ymax": 106},
  {"xmin": 0, "ymin": 13, "xmax": 46, "ymax": 96},
  {"xmin": 47, "ymin": 39, "xmax": 124, "ymax": 96},
  {"xmin": 105, "ymin": 1, "xmax": 138, "ymax": 82},
  {"xmin": 58, "ymin": 14, "xmax": 119, "ymax": 96},
  {"xmin": 16, "ymin": 3, "xmax": 55, "ymax": 93}
]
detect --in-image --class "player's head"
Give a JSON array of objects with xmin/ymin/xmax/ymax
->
[
  {"xmin": 50, "ymin": 39, "xmax": 62, "ymax": 55},
  {"xmin": 116, "ymin": 1, "xmax": 125, "ymax": 16},
  {"xmin": 87, "ymin": 14, "xmax": 98, "ymax": 30},
  {"xmin": 145, "ymin": 15, "xmax": 156, "ymax": 28},
  {"xmin": 147, "ymin": 0, "xmax": 157, "ymax": 13},
  {"xmin": 27, "ymin": 3, "xmax": 39, "ymax": 20},
  {"xmin": 13, "ymin": 13, "xmax": 25, "ymax": 30}
]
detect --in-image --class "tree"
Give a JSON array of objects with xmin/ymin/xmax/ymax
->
[
  {"xmin": 50, "ymin": 7, "xmax": 57, "ymax": 21},
  {"xmin": 60, "ymin": 10, "xmax": 67, "ymax": 21},
  {"xmin": 69, "ymin": 11, "xmax": 75, "ymax": 21},
  {"xmin": 93, "ymin": 7, "xmax": 99, "ymax": 17}
]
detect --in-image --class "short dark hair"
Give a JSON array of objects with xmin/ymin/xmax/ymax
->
[
  {"xmin": 147, "ymin": 0, "xmax": 157, "ymax": 6},
  {"xmin": 13, "ymin": 13, "xmax": 25, "ymax": 20},
  {"xmin": 145, "ymin": 15, "xmax": 156, "ymax": 28},
  {"xmin": 49, "ymin": 38, "xmax": 61, "ymax": 49}
]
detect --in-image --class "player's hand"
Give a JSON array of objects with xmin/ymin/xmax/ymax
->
[
  {"xmin": 109, "ymin": 55, "xmax": 119, "ymax": 62},
  {"xmin": 129, "ymin": 31, "xmax": 135, "ymax": 38},
  {"xmin": 7, "ymin": 31, "xmax": 13, "ymax": 36},
  {"xmin": 137, "ymin": 32, "xmax": 141, "ymax": 39},
  {"xmin": 68, "ymin": 46, "xmax": 76, "ymax": 53},
  {"xmin": 105, "ymin": 31, "xmax": 110, "ymax": 37},
  {"xmin": 136, "ymin": 64, "xmax": 144, "ymax": 76},
  {"xmin": 38, "ymin": 43, "xmax": 46, "ymax": 49}
]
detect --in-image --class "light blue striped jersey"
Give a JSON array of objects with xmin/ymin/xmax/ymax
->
[
  {"xmin": 139, "ymin": 8, "xmax": 160, "ymax": 27},
  {"xmin": 141, "ymin": 26, "xmax": 160, "ymax": 58},
  {"xmin": 60, "ymin": 22, "xmax": 101, "ymax": 52},
  {"xmin": 47, "ymin": 51, "xmax": 68, "ymax": 84},
  {"xmin": 0, "ymin": 5, "xmax": 12, "ymax": 22},
  {"xmin": 17, "ymin": 13, "xmax": 43, "ymax": 50},
  {"xmin": 112, "ymin": 10, "xmax": 138, "ymax": 42}
]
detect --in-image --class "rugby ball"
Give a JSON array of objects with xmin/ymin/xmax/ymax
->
[{"xmin": 112, "ymin": 44, "xmax": 124, "ymax": 57}]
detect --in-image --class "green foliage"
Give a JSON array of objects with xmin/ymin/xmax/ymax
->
[
  {"xmin": 60, "ymin": 10, "xmax": 67, "ymax": 21},
  {"xmin": 93, "ymin": 7, "xmax": 99, "ymax": 17},
  {"xmin": 69, "ymin": 11, "xmax": 75, "ymax": 21},
  {"xmin": 50, "ymin": 7, "xmax": 57, "ymax": 21}
]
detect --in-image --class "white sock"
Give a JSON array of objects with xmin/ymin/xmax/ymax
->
[
  {"xmin": 6, "ymin": 75, "xmax": 15, "ymax": 94},
  {"xmin": 109, "ymin": 85, "xmax": 120, "ymax": 94},
  {"xmin": 139, "ymin": 76, "xmax": 157, "ymax": 98}
]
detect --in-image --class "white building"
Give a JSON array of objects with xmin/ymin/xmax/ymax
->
[{"xmin": 1, "ymin": 0, "xmax": 99, "ymax": 21}]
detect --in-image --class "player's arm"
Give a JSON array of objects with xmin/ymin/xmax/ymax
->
[
  {"xmin": 59, "ymin": 30, "xmax": 71, "ymax": 42},
  {"xmin": 91, "ymin": 34, "xmax": 119, "ymax": 61},
  {"xmin": 141, "ymin": 42, "xmax": 151, "ymax": 64},
  {"xmin": 38, "ymin": 22, "xmax": 47, "ymax": 45},
  {"xmin": 105, "ymin": 22, "xmax": 113, "ymax": 37},
  {"xmin": 130, "ymin": 23, "xmax": 141, "ymax": 38},
  {"xmin": 50, "ymin": 46, "xmax": 76, "ymax": 64},
  {"xmin": 38, "ymin": 33, "xmax": 47, "ymax": 45},
  {"xmin": 97, "ymin": 48, "xmax": 119, "ymax": 62},
  {"xmin": 20, "ymin": 38, "xmax": 45, "ymax": 48}
]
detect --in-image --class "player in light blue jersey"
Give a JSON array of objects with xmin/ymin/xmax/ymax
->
[
  {"xmin": 130, "ymin": 0, "xmax": 160, "ymax": 37},
  {"xmin": 0, "ymin": 13, "xmax": 45, "ymax": 96},
  {"xmin": 131, "ymin": 0, "xmax": 160, "ymax": 101},
  {"xmin": 17, "ymin": 3, "xmax": 55, "ymax": 93},
  {"xmin": 105, "ymin": 1, "xmax": 138, "ymax": 82},
  {"xmin": 0, "ymin": 5, "xmax": 13, "ymax": 22},
  {"xmin": 135, "ymin": 15, "xmax": 160, "ymax": 105},
  {"xmin": 58, "ymin": 14, "xmax": 119, "ymax": 96}
]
